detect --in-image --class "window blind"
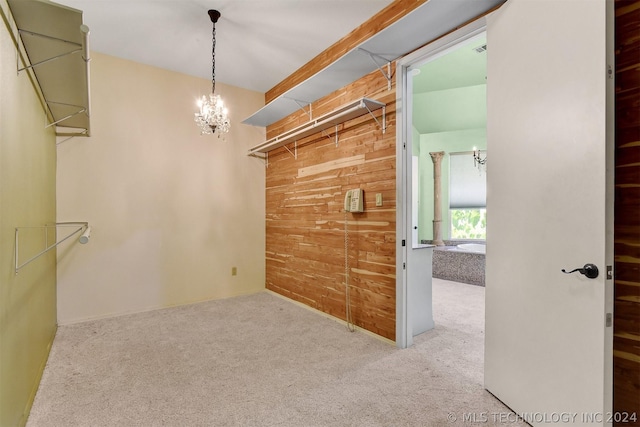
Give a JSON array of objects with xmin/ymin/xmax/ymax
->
[{"xmin": 449, "ymin": 152, "xmax": 486, "ymax": 209}]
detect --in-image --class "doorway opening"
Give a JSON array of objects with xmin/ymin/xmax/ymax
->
[
  {"xmin": 410, "ymin": 33, "xmax": 487, "ymax": 289},
  {"xmin": 395, "ymin": 19, "xmax": 488, "ymax": 349},
  {"xmin": 408, "ymin": 32, "xmax": 487, "ymax": 294}
]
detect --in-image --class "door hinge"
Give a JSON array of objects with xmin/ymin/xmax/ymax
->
[
  {"xmin": 606, "ymin": 313, "xmax": 612, "ymax": 327},
  {"xmin": 606, "ymin": 265, "xmax": 613, "ymax": 280},
  {"xmin": 607, "ymin": 64, "xmax": 613, "ymax": 80}
]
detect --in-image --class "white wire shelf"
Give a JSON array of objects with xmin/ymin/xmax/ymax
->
[{"xmin": 247, "ymin": 97, "xmax": 385, "ymax": 156}]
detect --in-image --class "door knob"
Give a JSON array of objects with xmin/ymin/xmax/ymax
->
[{"xmin": 562, "ymin": 263, "xmax": 599, "ymax": 279}]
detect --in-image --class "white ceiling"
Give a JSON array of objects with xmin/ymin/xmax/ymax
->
[{"xmin": 52, "ymin": 0, "xmax": 394, "ymax": 94}]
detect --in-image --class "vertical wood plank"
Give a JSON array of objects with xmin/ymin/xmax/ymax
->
[{"xmin": 614, "ymin": 0, "xmax": 640, "ymax": 422}]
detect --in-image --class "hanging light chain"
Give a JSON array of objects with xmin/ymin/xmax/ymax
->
[{"xmin": 211, "ymin": 17, "xmax": 216, "ymax": 94}]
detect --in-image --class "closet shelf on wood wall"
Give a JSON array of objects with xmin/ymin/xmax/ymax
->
[
  {"xmin": 241, "ymin": 0, "xmax": 505, "ymax": 130},
  {"xmin": 247, "ymin": 97, "xmax": 385, "ymax": 155}
]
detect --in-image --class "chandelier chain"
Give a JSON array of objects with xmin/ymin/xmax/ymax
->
[{"xmin": 211, "ymin": 19, "xmax": 216, "ymax": 94}]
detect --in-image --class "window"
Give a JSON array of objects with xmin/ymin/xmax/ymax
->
[
  {"xmin": 450, "ymin": 208, "xmax": 486, "ymax": 239},
  {"xmin": 449, "ymin": 152, "xmax": 486, "ymax": 239}
]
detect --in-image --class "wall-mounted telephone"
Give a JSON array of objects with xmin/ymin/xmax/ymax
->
[{"xmin": 344, "ymin": 189, "xmax": 364, "ymax": 213}]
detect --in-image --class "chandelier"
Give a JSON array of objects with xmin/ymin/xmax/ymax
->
[
  {"xmin": 473, "ymin": 146, "xmax": 487, "ymax": 171},
  {"xmin": 195, "ymin": 10, "xmax": 230, "ymax": 136}
]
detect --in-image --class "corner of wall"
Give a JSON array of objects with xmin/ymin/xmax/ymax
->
[{"xmin": 1, "ymin": 2, "xmax": 58, "ymax": 424}]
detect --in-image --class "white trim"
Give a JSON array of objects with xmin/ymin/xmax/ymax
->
[
  {"xmin": 395, "ymin": 57, "xmax": 410, "ymax": 348},
  {"xmin": 603, "ymin": 0, "xmax": 615, "ymax": 420}
]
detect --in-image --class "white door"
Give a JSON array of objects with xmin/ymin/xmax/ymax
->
[{"xmin": 484, "ymin": 1, "xmax": 614, "ymax": 425}]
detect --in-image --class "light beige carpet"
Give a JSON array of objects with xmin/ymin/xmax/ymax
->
[{"xmin": 27, "ymin": 279, "xmax": 528, "ymax": 426}]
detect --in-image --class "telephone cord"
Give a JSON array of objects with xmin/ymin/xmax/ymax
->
[{"xmin": 344, "ymin": 209, "xmax": 355, "ymax": 332}]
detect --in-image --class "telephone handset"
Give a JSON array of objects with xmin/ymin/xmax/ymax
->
[{"xmin": 344, "ymin": 189, "xmax": 364, "ymax": 213}]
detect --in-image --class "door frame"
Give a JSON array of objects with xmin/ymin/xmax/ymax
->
[
  {"xmin": 605, "ymin": 0, "xmax": 615, "ymax": 416},
  {"xmin": 395, "ymin": 17, "xmax": 488, "ymax": 349}
]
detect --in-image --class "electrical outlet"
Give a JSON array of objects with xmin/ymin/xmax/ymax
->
[
  {"xmin": 231, "ymin": 267, "xmax": 237, "ymax": 276},
  {"xmin": 376, "ymin": 193, "xmax": 383, "ymax": 207}
]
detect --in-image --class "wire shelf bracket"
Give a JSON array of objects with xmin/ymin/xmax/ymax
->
[
  {"xmin": 283, "ymin": 97, "xmax": 313, "ymax": 121},
  {"xmin": 357, "ymin": 48, "xmax": 393, "ymax": 91}
]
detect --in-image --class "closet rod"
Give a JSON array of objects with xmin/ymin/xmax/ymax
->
[{"xmin": 15, "ymin": 222, "xmax": 90, "ymax": 274}]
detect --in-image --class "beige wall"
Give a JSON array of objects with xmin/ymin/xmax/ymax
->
[
  {"xmin": 56, "ymin": 53, "xmax": 266, "ymax": 324},
  {"xmin": 1, "ymin": 1, "xmax": 58, "ymax": 425}
]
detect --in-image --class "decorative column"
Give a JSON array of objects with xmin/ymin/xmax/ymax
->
[{"xmin": 429, "ymin": 151, "xmax": 445, "ymax": 246}]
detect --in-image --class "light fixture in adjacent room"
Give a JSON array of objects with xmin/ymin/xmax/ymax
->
[
  {"xmin": 473, "ymin": 146, "xmax": 487, "ymax": 171},
  {"xmin": 194, "ymin": 9, "xmax": 230, "ymax": 136}
]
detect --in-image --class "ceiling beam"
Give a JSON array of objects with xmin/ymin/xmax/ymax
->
[{"xmin": 265, "ymin": 0, "xmax": 427, "ymax": 104}]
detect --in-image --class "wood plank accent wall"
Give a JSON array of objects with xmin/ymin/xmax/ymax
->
[
  {"xmin": 265, "ymin": 0, "xmax": 426, "ymax": 104},
  {"xmin": 614, "ymin": 0, "xmax": 640, "ymax": 422},
  {"xmin": 265, "ymin": 68, "xmax": 397, "ymax": 340}
]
